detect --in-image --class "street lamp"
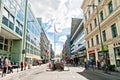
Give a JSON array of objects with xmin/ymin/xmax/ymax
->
[
  {"xmin": 88, "ymin": 4, "xmax": 108, "ymax": 73},
  {"xmin": 22, "ymin": 0, "xmax": 28, "ymax": 64}
]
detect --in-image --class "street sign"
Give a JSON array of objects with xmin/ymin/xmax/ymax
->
[{"xmin": 103, "ymin": 45, "xmax": 108, "ymax": 51}]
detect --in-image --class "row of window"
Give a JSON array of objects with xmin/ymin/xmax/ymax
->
[
  {"xmin": 2, "ymin": 0, "xmax": 25, "ymax": 22},
  {"xmin": 26, "ymin": 43, "xmax": 40, "ymax": 56},
  {"xmin": 0, "ymin": 36, "xmax": 9, "ymax": 51},
  {"xmin": 87, "ymin": 23, "xmax": 118, "ymax": 48},
  {"xmin": 85, "ymin": 1, "xmax": 114, "ymax": 34}
]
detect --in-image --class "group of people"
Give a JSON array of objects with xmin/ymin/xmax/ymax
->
[{"xmin": 0, "ymin": 56, "xmax": 13, "ymax": 77}]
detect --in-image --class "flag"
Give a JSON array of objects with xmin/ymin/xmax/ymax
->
[{"xmin": 54, "ymin": 26, "xmax": 57, "ymax": 33}]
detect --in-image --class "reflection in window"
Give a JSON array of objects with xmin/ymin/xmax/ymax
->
[
  {"xmin": 2, "ymin": 16, "xmax": 9, "ymax": 27},
  {"xmin": 16, "ymin": 5, "xmax": 24, "ymax": 22},
  {"xmin": 9, "ymin": 14, "xmax": 14, "ymax": 23},
  {"xmin": 9, "ymin": 21, "xmax": 14, "ymax": 30},
  {"xmin": 15, "ymin": 20, "xmax": 23, "ymax": 36},
  {"xmin": 3, "ymin": 8, "xmax": 8, "ymax": 18},
  {"xmin": 2, "ymin": 0, "xmax": 11, "ymax": 9}
]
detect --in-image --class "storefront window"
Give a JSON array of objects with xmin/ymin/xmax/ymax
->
[{"xmin": 114, "ymin": 48, "xmax": 120, "ymax": 67}]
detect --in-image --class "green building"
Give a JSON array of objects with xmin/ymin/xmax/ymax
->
[{"xmin": 0, "ymin": 0, "xmax": 41, "ymax": 65}]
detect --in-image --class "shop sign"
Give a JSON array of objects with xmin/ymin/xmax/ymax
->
[
  {"xmin": 88, "ymin": 50, "xmax": 95, "ymax": 53},
  {"xmin": 103, "ymin": 45, "xmax": 108, "ymax": 51}
]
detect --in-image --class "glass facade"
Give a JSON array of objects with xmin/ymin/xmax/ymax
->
[
  {"xmin": 2, "ymin": 0, "xmax": 25, "ymax": 36},
  {"xmin": 26, "ymin": 7, "xmax": 41, "ymax": 56},
  {"xmin": 1, "ymin": 0, "xmax": 41, "ymax": 61}
]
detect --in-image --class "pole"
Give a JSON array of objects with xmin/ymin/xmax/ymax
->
[
  {"xmin": 54, "ymin": 24, "xmax": 56, "ymax": 55},
  {"xmin": 23, "ymin": 0, "xmax": 28, "ymax": 63}
]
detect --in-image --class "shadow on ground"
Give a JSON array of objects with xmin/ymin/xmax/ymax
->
[{"xmin": 77, "ymin": 69, "xmax": 120, "ymax": 80}]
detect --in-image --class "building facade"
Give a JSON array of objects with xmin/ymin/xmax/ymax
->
[
  {"xmin": 62, "ymin": 35, "xmax": 71, "ymax": 58},
  {"xmin": 81, "ymin": 0, "xmax": 120, "ymax": 70},
  {"xmin": 70, "ymin": 18, "xmax": 86, "ymax": 62},
  {"xmin": 0, "ymin": 0, "xmax": 41, "ymax": 65}
]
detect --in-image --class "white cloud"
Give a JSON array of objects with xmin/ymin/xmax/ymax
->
[
  {"xmin": 59, "ymin": 35, "xmax": 67, "ymax": 43},
  {"xmin": 29, "ymin": 0, "xmax": 83, "ymax": 54}
]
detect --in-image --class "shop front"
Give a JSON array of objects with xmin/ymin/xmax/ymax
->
[
  {"xmin": 114, "ymin": 42, "xmax": 120, "ymax": 67},
  {"xmin": 114, "ymin": 47, "xmax": 120, "ymax": 67},
  {"xmin": 88, "ymin": 50, "xmax": 95, "ymax": 62}
]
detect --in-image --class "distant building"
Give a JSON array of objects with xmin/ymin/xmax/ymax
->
[
  {"xmin": 37, "ymin": 18, "xmax": 50, "ymax": 62},
  {"xmin": 70, "ymin": 18, "xmax": 86, "ymax": 62},
  {"xmin": 62, "ymin": 35, "xmax": 71, "ymax": 58}
]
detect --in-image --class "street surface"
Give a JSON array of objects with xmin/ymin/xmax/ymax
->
[{"xmin": 0, "ymin": 64, "xmax": 120, "ymax": 80}]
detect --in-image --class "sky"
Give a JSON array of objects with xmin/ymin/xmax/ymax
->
[{"xmin": 29, "ymin": 0, "xmax": 83, "ymax": 55}]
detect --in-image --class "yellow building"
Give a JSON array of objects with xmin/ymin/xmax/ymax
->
[{"xmin": 81, "ymin": 0, "xmax": 120, "ymax": 70}]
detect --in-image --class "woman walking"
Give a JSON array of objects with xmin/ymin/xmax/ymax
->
[{"xmin": 2, "ymin": 57, "xmax": 9, "ymax": 77}]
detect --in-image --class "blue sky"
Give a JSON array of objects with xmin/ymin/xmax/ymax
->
[{"xmin": 29, "ymin": 0, "xmax": 83, "ymax": 55}]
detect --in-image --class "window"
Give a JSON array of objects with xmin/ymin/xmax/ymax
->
[
  {"xmin": 86, "ymin": 28, "xmax": 88, "ymax": 34},
  {"xmin": 15, "ymin": 20, "xmax": 23, "ymax": 36},
  {"xmin": 96, "ymin": 35, "xmax": 99, "ymax": 44},
  {"xmin": 87, "ymin": 41, "xmax": 90, "ymax": 48},
  {"xmin": 108, "ymin": 1, "xmax": 113, "ymax": 14},
  {"xmin": 9, "ymin": 14, "xmax": 14, "ymax": 23},
  {"xmin": 111, "ymin": 24, "xmax": 118, "ymax": 38},
  {"xmin": 2, "ymin": 16, "xmax": 8, "ymax": 27},
  {"xmin": 88, "ymin": 10, "xmax": 90, "ymax": 17},
  {"xmin": 102, "ymin": 30, "xmax": 106, "ymax": 42},
  {"xmin": 100, "ymin": 11, "xmax": 104, "ymax": 21},
  {"xmin": 85, "ymin": 16, "xmax": 87, "ymax": 21},
  {"xmin": 94, "ymin": 18, "xmax": 97, "ymax": 27},
  {"xmin": 90, "ymin": 24, "xmax": 92, "ymax": 31},
  {"xmin": 2, "ymin": 8, "xmax": 8, "ymax": 18},
  {"xmin": 91, "ymin": 38, "xmax": 94, "ymax": 47},
  {"xmin": 98, "ymin": 0, "xmax": 102, "ymax": 3}
]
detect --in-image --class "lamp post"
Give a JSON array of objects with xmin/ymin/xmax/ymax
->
[
  {"xmin": 22, "ymin": 0, "xmax": 28, "ymax": 64},
  {"xmin": 88, "ymin": 4, "xmax": 108, "ymax": 73}
]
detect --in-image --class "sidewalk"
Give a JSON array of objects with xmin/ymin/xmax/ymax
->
[
  {"xmin": 67, "ymin": 64, "xmax": 120, "ymax": 78},
  {"xmin": 0, "ymin": 65, "xmax": 41, "ymax": 80},
  {"xmin": 85, "ymin": 67, "xmax": 120, "ymax": 78}
]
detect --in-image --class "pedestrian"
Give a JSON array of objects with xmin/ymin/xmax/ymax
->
[
  {"xmin": 20, "ymin": 62, "xmax": 24, "ymax": 71},
  {"xmin": 2, "ymin": 57, "xmax": 9, "ymax": 77},
  {"xmin": 97, "ymin": 60, "xmax": 100, "ymax": 69},
  {"xmin": 101, "ymin": 60, "xmax": 105, "ymax": 70},
  {"xmin": 8, "ymin": 60, "xmax": 13, "ymax": 73},
  {"xmin": 24, "ymin": 62, "xmax": 27, "ymax": 70},
  {"xmin": 91, "ymin": 60, "xmax": 95, "ymax": 71},
  {"xmin": 74, "ymin": 55, "xmax": 79, "ymax": 67}
]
